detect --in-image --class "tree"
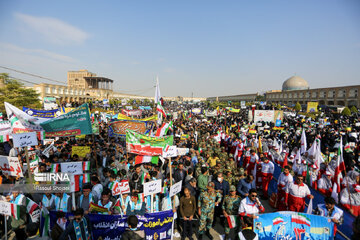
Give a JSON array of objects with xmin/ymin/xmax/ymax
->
[
  {"xmin": 350, "ymin": 105, "xmax": 358, "ymax": 113},
  {"xmin": 0, "ymin": 73, "xmax": 41, "ymax": 113},
  {"xmin": 341, "ymin": 107, "xmax": 351, "ymax": 116},
  {"xmin": 295, "ymin": 102, "xmax": 301, "ymax": 112}
]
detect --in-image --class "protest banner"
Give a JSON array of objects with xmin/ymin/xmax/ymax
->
[
  {"xmin": 144, "ymin": 179, "xmax": 162, "ymax": 196},
  {"xmin": 177, "ymin": 148, "xmax": 189, "ymax": 156},
  {"xmin": 0, "ymin": 201, "xmax": 20, "ymax": 219},
  {"xmin": 22, "ymin": 107, "xmax": 61, "ymax": 118},
  {"xmin": 253, "ymin": 212, "xmax": 334, "ymax": 240},
  {"xmin": 40, "ymin": 103, "xmax": 92, "ymax": 137},
  {"xmin": 241, "ymin": 101, "xmax": 246, "ymax": 109},
  {"xmin": 191, "ymin": 108, "xmax": 202, "ymax": 114},
  {"xmin": 44, "ymin": 210, "xmax": 174, "ymax": 240},
  {"xmin": 0, "ymin": 156, "xmax": 23, "ymax": 177},
  {"xmin": 92, "ymin": 121, "xmax": 99, "ymax": 135},
  {"xmin": 117, "ymin": 113, "xmax": 157, "ymax": 122},
  {"xmin": 226, "ymin": 107, "xmax": 240, "ymax": 113},
  {"xmin": 71, "ymin": 146, "xmax": 90, "ymax": 158},
  {"xmin": 110, "ymin": 180, "xmax": 130, "ymax": 196},
  {"xmin": 5, "ymin": 102, "xmax": 46, "ymax": 133},
  {"xmin": 139, "ymin": 106, "xmax": 152, "ymax": 110},
  {"xmin": 60, "ymin": 162, "xmax": 83, "ymax": 175},
  {"xmin": 170, "ymin": 180, "xmax": 182, "ymax": 197},
  {"xmin": 162, "ymin": 145, "xmax": 177, "ymax": 158},
  {"xmin": 307, "ymin": 102, "xmax": 319, "ymax": 113},
  {"xmin": 0, "ymin": 121, "xmax": 11, "ymax": 135},
  {"xmin": 42, "ymin": 143, "xmax": 54, "ymax": 158},
  {"xmin": 43, "ymin": 97, "xmax": 58, "ymax": 110},
  {"xmin": 43, "ymin": 139, "xmax": 54, "ymax": 145},
  {"xmin": 109, "ymin": 120, "xmax": 149, "ymax": 136},
  {"xmin": 126, "ymin": 130, "xmax": 173, "ymax": 156},
  {"xmin": 12, "ymin": 132, "xmax": 38, "ymax": 148}
]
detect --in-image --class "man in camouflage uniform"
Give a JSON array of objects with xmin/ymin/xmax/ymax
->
[
  {"xmin": 222, "ymin": 185, "xmax": 241, "ymax": 239},
  {"xmin": 198, "ymin": 182, "xmax": 222, "ymax": 240}
]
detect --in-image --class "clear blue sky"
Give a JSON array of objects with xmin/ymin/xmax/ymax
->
[{"xmin": 0, "ymin": 0, "xmax": 359, "ymax": 98}]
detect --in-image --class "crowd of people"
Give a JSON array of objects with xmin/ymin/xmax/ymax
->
[{"xmin": 0, "ymin": 101, "xmax": 360, "ymax": 240}]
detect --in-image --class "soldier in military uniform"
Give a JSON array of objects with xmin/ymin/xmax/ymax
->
[
  {"xmin": 197, "ymin": 182, "xmax": 222, "ymax": 240},
  {"xmin": 222, "ymin": 185, "xmax": 241, "ymax": 239}
]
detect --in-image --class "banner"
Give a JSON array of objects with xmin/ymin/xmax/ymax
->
[
  {"xmin": 45, "ymin": 210, "xmax": 174, "ymax": 240},
  {"xmin": 40, "ymin": 103, "xmax": 92, "ymax": 137},
  {"xmin": 22, "ymin": 107, "xmax": 61, "ymax": 118},
  {"xmin": 307, "ymin": 102, "xmax": 319, "ymax": 113},
  {"xmin": 139, "ymin": 106, "xmax": 152, "ymax": 110},
  {"xmin": 0, "ymin": 121, "xmax": 11, "ymax": 135},
  {"xmin": 191, "ymin": 108, "xmax": 202, "ymax": 114},
  {"xmin": 122, "ymin": 109, "xmax": 142, "ymax": 117},
  {"xmin": 12, "ymin": 132, "xmax": 38, "ymax": 148},
  {"xmin": 0, "ymin": 156, "xmax": 23, "ymax": 177},
  {"xmin": 126, "ymin": 130, "xmax": 174, "ymax": 156},
  {"xmin": 5, "ymin": 102, "xmax": 46, "ymax": 133},
  {"xmin": 71, "ymin": 146, "xmax": 90, "ymax": 158},
  {"xmin": 226, "ymin": 107, "xmax": 240, "ymax": 113},
  {"xmin": 254, "ymin": 212, "xmax": 334, "ymax": 240},
  {"xmin": 43, "ymin": 97, "xmax": 57, "ymax": 110},
  {"xmin": 109, "ymin": 120, "xmax": 151, "ymax": 137}
]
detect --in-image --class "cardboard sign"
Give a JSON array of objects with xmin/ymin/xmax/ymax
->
[
  {"xmin": 72, "ymin": 146, "xmax": 90, "ymax": 158},
  {"xmin": 60, "ymin": 162, "xmax": 83, "ymax": 175},
  {"xmin": 111, "ymin": 181, "xmax": 131, "ymax": 196},
  {"xmin": 0, "ymin": 156, "xmax": 23, "ymax": 177},
  {"xmin": 143, "ymin": 179, "xmax": 162, "ymax": 196},
  {"xmin": 162, "ymin": 146, "xmax": 177, "ymax": 158},
  {"xmin": 12, "ymin": 132, "xmax": 38, "ymax": 148},
  {"xmin": 170, "ymin": 180, "xmax": 182, "ymax": 197},
  {"xmin": 109, "ymin": 120, "xmax": 148, "ymax": 136},
  {"xmin": 42, "ymin": 143, "xmax": 54, "ymax": 158},
  {"xmin": 43, "ymin": 139, "xmax": 55, "ymax": 145},
  {"xmin": 0, "ymin": 201, "xmax": 15, "ymax": 217}
]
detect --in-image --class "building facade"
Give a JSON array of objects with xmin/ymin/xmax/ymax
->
[{"xmin": 207, "ymin": 93, "xmax": 259, "ymax": 102}]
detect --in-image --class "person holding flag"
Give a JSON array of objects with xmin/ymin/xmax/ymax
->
[
  {"xmin": 222, "ymin": 185, "xmax": 241, "ymax": 240},
  {"xmin": 277, "ymin": 165, "xmax": 293, "ymax": 210},
  {"xmin": 285, "ymin": 174, "xmax": 314, "ymax": 212}
]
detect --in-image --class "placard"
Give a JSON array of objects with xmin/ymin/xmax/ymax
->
[
  {"xmin": 170, "ymin": 180, "xmax": 182, "ymax": 197},
  {"xmin": 60, "ymin": 162, "xmax": 83, "ymax": 175},
  {"xmin": 0, "ymin": 201, "xmax": 14, "ymax": 217},
  {"xmin": 177, "ymin": 148, "xmax": 189, "ymax": 156},
  {"xmin": 12, "ymin": 132, "xmax": 38, "ymax": 148},
  {"xmin": 0, "ymin": 156, "xmax": 23, "ymax": 177},
  {"xmin": 162, "ymin": 146, "xmax": 177, "ymax": 158},
  {"xmin": 72, "ymin": 146, "xmax": 91, "ymax": 158},
  {"xmin": 111, "ymin": 181, "xmax": 131, "ymax": 196},
  {"xmin": 143, "ymin": 179, "xmax": 162, "ymax": 196}
]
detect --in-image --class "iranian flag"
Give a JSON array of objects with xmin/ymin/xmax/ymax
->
[
  {"xmin": 37, "ymin": 131, "xmax": 46, "ymax": 140},
  {"xmin": 126, "ymin": 129, "xmax": 173, "ymax": 156},
  {"xmin": 83, "ymin": 161, "xmax": 90, "ymax": 171},
  {"xmin": 156, "ymin": 102, "xmax": 166, "ymax": 118},
  {"xmin": 334, "ymin": 137, "xmax": 346, "ymax": 193},
  {"xmin": 109, "ymin": 181, "xmax": 120, "ymax": 195},
  {"xmin": 83, "ymin": 173, "xmax": 91, "ymax": 183},
  {"xmin": 26, "ymin": 197, "xmax": 39, "ymax": 215},
  {"xmin": 140, "ymin": 172, "xmax": 150, "ymax": 184},
  {"xmin": 138, "ymin": 193, "xmax": 145, "ymax": 202},
  {"xmin": 50, "ymin": 163, "xmax": 59, "ymax": 173},
  {"xmin": 155, "ymin": 121, "xmax": 173, "ymax": 137},
  {"xmin": 273, "ymin": 217, "xmax": 284, "ymax": 225},
  {"xmin": 344, "ymin": 142, "xmax": 352, "ymax": 153},
  {"xmin": 135, "ymin": 155, "xmax": 159, "ymax": 165},
  {"xmin": 0, "ymin": 134, "xmax": 9, "ymax": 143},
  {"xmin": 291, "ymin": 214, "xmax": 311, "ymax": 227},
  {"xmin": 226, "ymin": 215, "xmax": 238, "ymax": 229},
  {"xmin": 11, "ymin": 203, "xmax": 21, "ymax": 220}
]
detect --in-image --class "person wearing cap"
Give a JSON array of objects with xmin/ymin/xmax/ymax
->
[
  {"xmin": 315, "ymin": 197, "xmax": 344, "ymax": 234},
  {"xmin": 277, "ymin": 165, "xmax": 293, "ymax": 210},
  {"xmin": 308, "ymin": 164, "xmax": 319, "ymax": 189},
  {"xmin": 284, "ymin": 174, "xmax": 314, "ymax": 212},
  {"xmin": 317, "ymin": 171, "xmax": 333, "ymax": 197},
  {"xmin": 197, "ymin": 182, "xmax": 222, "ymax": 240},
  {"xmin": 222, "ymin": 185, "xmax": 241, "ymax": 239}
]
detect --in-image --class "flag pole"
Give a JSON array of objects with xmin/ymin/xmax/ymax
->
[{"xmin": 4, "ymin": 215, "xmax": 7, "ymax": 240}]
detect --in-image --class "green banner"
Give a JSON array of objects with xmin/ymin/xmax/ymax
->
[
  {"xmin": 40, "ymin": 104, "xmax": 92, "ymax": 137},
  {"xmin": 92, "ymin": 121, "xmax": 99, "ymax": 135},
  {"xmin": 126, "ymin": 129, "xmax": 173, "ymax": 156}
]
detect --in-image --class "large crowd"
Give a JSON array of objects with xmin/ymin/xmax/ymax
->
[{"xmin": 1, "ymin": 101, "xmax": 360, "ymax": 240}]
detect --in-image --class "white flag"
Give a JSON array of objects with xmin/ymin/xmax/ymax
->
[
  {"xmin": 300, "ymin": 129, "xmax": 307, "ymax": 154},
  {"xmin": 154, "ymin": 77, "xmax": 161, "ymax": 104}
]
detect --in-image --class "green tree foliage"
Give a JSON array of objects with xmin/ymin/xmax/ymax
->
[
  {"xmin": 350, "ymin": 105, "xmax": 358, "ymax": 113},
  {"xmin": 0, "ymin": 73, "xmax": 41, "ymax": 113},
  {"xmin": 341, "ymin": 107, "xmax": 351, "ymax": 116},
  {"xmin": 295, "ymin": 102, "xmax": 301, "ymax": 112}
]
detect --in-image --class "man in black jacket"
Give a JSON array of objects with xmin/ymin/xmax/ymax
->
[
  {"xmin": 59, "ymin": 208, "xmax": 92, "ymax": 240},
  {"xmin": 238, "ymin": 216, "xmax": 258, "ymax": 240},
  {"xmin": 121, "ymin": 215, "xmax": 145, "ymax": 240}
]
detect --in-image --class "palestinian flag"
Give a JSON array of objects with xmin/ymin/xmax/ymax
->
[
  {"xmin": 273, "ymin": 217, "xmax": 284, "ymax": 225},
  {"xmin": 11, "ymin": 203, "xmax": 21, "ymax": 220},
  {"xmin": 156, "ymin": 102, "xmax": 166, "ymax": 118},
  {"xmin": 226, "ymin": 215, "xmax": 238, "ymax": 229},
  {"xmin": 83, "ymin": 161, "xmax": 90, "ymax": 171},
  {"xmin": 140, "ymin": 172, "xmax": 150, "ymax": 184},
  {"xmin": 0, "ymin": 134, "xmax": 9, "ymax": 143},
  {"xmin": 26, "ymin": 197, "xmax": 39, "ymax": 214},
  {"xmin": 50, "ymin": 163, "xmax": 59, "ymax": 173},
  {"xmin": 114, "ymin": 199, "xmax": 121, "ymax": 213},
  {"xmin": 291, "ymin": 214, "xmax": 311, "ymax": 227},
  {"xmin": 37, "ymin": 131, "xmax": 46, "ymax": 141},
  {"xmin": 135, "ymin": 155, "xmax": 159, "ymax": 165}
]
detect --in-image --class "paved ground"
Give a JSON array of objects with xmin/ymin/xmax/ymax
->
[{"xmin": 173, "ymin": 196, "xmax": 275, "ymax": 240}]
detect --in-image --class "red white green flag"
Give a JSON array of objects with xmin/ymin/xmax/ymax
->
[
  {"xmin": 156, "ymin": 102, "xmax": 166, "ymax": 118},
  {"xmin": 291, "ymin": 214, "xmax": 311, "ymax": 227},
  {"xmin": 334, "ymin": 137, "xmax": 345, "ymax": 193},
  {"xmin": 135, "ymin": 156, "xmax": 159, "ymax": 165},
  {"xmin": 83, "ymin": 161, "xmax": 90, "ymax": 171},
  {"xmin": 50, "ymin": 163, "xmax": 59, "ymax": 173},
  {"xmin": 226, "ymin": 215, "xmax": 238, "ymax": 229},
  {"xmin": 273, "ymin": 217, "xmax": 284, "ymax": 225},
  {"xmin": 0, "ymin": 134, "xmax": 9, "ymax": 143},
  {"xmin": 26, "ymin": 197, "xmax": 39, "ymax": 214}
]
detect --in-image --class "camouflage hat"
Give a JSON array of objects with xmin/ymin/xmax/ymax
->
[
  {"xmin": 207, "ymin": 182, "xmax": 215, "ymax": 189},
  {"xmin": 230, "ymin": 185, "xmax": 236, "ymax": 192},
  {"xmin": 229, "ymin": 153, "xmax": 234, "ymax": 158}
]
